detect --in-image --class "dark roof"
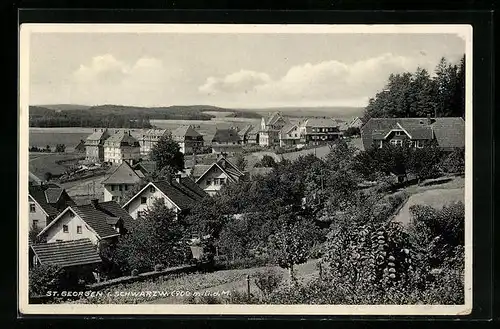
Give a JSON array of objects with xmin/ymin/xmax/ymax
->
[
  {"xmin": 150, "ymin": 179, "xmax": 206, "ymax": 210},
  {"xmin": 172, "ymin": 125, "xmax": 202, "ymax": 138},
  {"xmin": 104, "ymin": 130, "xmax": 140, "ymax": 147},
  {"xmin": 86, "ymin": 129, "xmax": 110, "ymax": 142},
  {"xmin": 31, "ymin": 239, "xmax": 102, "ymax": 268},
  {"xmin": 74, "ymin": 140, "xmax": 86, "ymax": 151},
  {"xmin": 29, "ymin": 184, "xmax": 68, "ymax": 217},
  {"xmin": 303, "ymin": 117, "xmax": 340, "ymax": 128},
  {"xmin": 70, "ymin": 202, "xmax": 125, "ymax": 238},
  {"xmin": 102, "ymin": 161, "xmax": 144, "ymax": 185},
  {"xmin": 238, "ymin": 125, "xmax": 254, "ymax": 137},
  {"xmin": 133, "ymin": 161, "xmax": 157, "ymax": 175},
  {"xmin": 195, "ymin": 156, "xmax": 244, "ymax": 183},
  {"xmin": 190, "ymin": 164, "xmax": 211, "ymax": 179},
  {"xmin": 266, "ymin": 112, "xmax": 285, "ymax": 125},
  {"xmin": 211, "ymin": 128, "xmax": 241, "ymax": 144},
  {"xmin": 361, "ymin": 117, "xmax": 465, "ymax": 150},
  {"xmin": 96, "ymin": 201, "xmax": 135, "ymax": 229}
]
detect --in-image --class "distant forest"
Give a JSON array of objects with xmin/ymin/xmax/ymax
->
[{"xmin": 29, "ymin": 104, "xmax": 262, "ymax": 128}]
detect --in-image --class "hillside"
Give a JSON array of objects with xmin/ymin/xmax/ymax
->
[{"xmin": 241, "ymin": 106, "xmax": 365, "ymax": 120}]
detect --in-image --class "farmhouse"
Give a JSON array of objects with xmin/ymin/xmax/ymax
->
[
  {"xmin": 259, "ymin": 112, "xmax": 290, "ymax": 147},
  {"xmin": 360, "ymin": 116, "xmax": 465, "ymax": 151},
  {"xmin": 37, "ymin": 199, "xmax": 133, "ymax": 245},
  {"xmin": 298, "ymin": 117, "xmax": 342, "ymax": 146},
  {"xmin": 194, "ymin": 155, "xmax": 244, "ymax": 196},
  {"xmin": 139, "ymin": 129, "xmax": 168, "ymax": 156},
  {"xmin": 85, "ymin": 128, "xmax": 110, "ymax": 163},
  {"xmin": 103, "ymin": 130, "xmax": 141, "ymax": 165},
  {"xmin": 102, "ymin": 160, "xmax": 148, "ymax": 203},
  {"xmin": 29, "ymin": 183, "xmax": 76, "ymax": 231},
  {"xmin": 122, "ymin": 175, "xmax": 207, "ymax": 219},
  {"xmin": 237, "ymin": 125, "xmax": 256, "ymax": 145},
  {"xmin": 172, "ymin": 125, "xmax": 204, "ymax": 154},
  {"xmin": 348, "ymin": 116, "xmax": 364, "ymax": 129},
  {"xmin": 211, "ymin": 128, "xmax": 242, "ymax": 155},
  {"xmin": 279, "ymin": 123, "xmax": 301, "ymax": 147}
]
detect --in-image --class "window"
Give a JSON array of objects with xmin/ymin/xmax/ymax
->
[
  {"xmin": 29, "ymin": 203, "xmax": 36, "ymax": 213},
  {"xmin": 119, "ymin": 185, "xmax": 123, "ymax": 191},
  {"xmin": 390, "ymin": 139, "xmax": 403, "ymax": 147},
  {"xmin": 111, "ymin": 185, "xmax": 116, "ymax": 191},
  {"xmin": 63, "ymin": 225, "xmax": 69, "ymax": 233},
  {"xmin": 150, "ymin": 186, "xmax": 155, "ymax": 193},
  {"xmin": 206, "ymin": 179, "xmax": 212, "ymax": 186},
  {"xmin": 416, "ymin": 140, "xmax": 424, "ymax": 148},
  {"xmin": 140, "ymin": 197, "xmax": 147, "ymax": 204},
  {"xmin": 125, "ymin": 185, "xmax": 129, "ymax": 191},
  {"xmin": 32, "ymin": 220, "xmax": 38, "ymax": 229},
  {"xmin": 77, "ymin": 226, "xmax": 82, "ymax": 234}
]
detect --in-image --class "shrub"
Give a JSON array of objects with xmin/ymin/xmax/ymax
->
[
  {"xmin": 29, "ymin": 264, "xmax": 63, "ymax": 296},
  {"xmin": 253, "ymin": 268, "xmax": 284, "ymax": 296},
  {"xmin": 440, "ymin": 148, "xmax": 465, "ymax": 174}
]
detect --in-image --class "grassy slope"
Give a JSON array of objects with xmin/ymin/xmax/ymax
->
[{"xmin": 393, "ymin": 176, "xmax": 465, "ymax": 226}]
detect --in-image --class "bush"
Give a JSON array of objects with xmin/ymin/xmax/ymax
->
[
  {"xmin": 253, "ymin": 268, "xmax": 284, "ymax": 296},
  {"xmin": 440, "ymin": 148, "xmax": 465, "ymax": 174},
  {"xmin": 29, "ymin": 264, "xmax": 63, "ymax": 296}
]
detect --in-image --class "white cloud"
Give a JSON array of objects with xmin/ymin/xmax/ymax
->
[
  {"xmin": 199, "ymin": 70, "xmax": 272, "ymax": 94},
  {"xmin": 73, "ymin": 54, "xmax": 129, "ymax": 83},
  {"xmin": 198, "ymin": 53, "xmax": 437, "ymax": 106}
]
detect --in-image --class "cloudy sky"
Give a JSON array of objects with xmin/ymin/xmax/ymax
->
[{"xmin": 28, "ymin": 32, "xmax": 465, "ymax": 108}]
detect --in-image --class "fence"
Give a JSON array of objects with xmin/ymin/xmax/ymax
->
[{"xmin": 86, "ymin": 264, "xmax": 197, "ymax": 291}]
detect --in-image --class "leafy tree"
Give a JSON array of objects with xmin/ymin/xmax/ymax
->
[
  {"xmin": 150, "ymin": 133, "xmax": 184, "ymax": 175},
  {"xmin": 115, "ymin": 199, "xmax": 187, "ymax": 273},
  {"xmin": 184, "ymin": 196, "xmax": 230, "ymax": 239},
  {"xmin": 255, "ymin": 155, "xmax": 277, "ymax": 168},
  {"xmin": 267, "ymin": 213, "xmax": 321, "ymax": 280},
  {"xmin": 29, "ymin": 225, "xmax": 44, "ymax": 244},
  {"xmin": 440, "ymin": 148, "xmax": 465, "ymax": 174},
  {"xmin": 29, "ymin": 263, "xmax": 63, "ymax": 296},
  {"xmin": 234, "ymin": 153, "xmax": 248, "ymax": 172},
  {"xmin": 406, "ymin": 144, "xmax": 443, "ymax": 182},
  {"xmin": 55, "ymin": 144, "xmax": 66, "ymax": 153},
  {"xmin": 344, "ymin": 127, "xmax": 361, "ymax": 137}
]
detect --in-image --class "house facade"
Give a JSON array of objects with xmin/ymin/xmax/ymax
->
[
  {"xmin": 139, "ymin": 129, "xmax": 168, "ymax": 156},
  {"xmin": 29, "ymin": 183, "xmax": 76, "ymax": 230},
  {"xmin": 194, "ymin": 156, "xmax": 244, "ymax": 196},
  {"xmin": 298, "ymin": 118, "xmax": 342, "ymax": 146},
  {"xmin": 237, "ymin": 125, "xmax": 255, "ymax": 145},
  {"xmin": 259, "ymin": 112, "xmax": 289, "ymax": 147},
  {"xmin": 348, "ymin": 116, "xmax": 364, "ymax": 129},
  {"xmin": 103, "ymin": 130, "xmax": 141, "ymax": 165},
  {"xmin": 211, "ymin": 128, "xmax": 242, "ymax": 155},
  {"xmin": 360, "ymin": 117, "xmax": 465, "ymax": 151},
  {"xmin": 172, "ymin": 125, "xmax": 204, "ymax": 154},
  {"xmin": 102, "ymin": 160, "xmax": 147, "ymax": 203},
  {"xmin": 37, "ymin": 199, "xmax": 132, "ymax": 245},
  {"xmin": 85, "ymin": 128, "xmax": 110, "ymax": 163},
  {"xmin": 279, "ymin": 123, "xmax": 301, "ymax": 147},
  {"xmin": 122, "ymin": 176, "xmax": 207, "ymax": 219}
]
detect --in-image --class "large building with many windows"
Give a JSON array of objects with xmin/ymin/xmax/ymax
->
[{"xmin": 103, "ymin": 130, "xmax": 141, "ymax": 165}]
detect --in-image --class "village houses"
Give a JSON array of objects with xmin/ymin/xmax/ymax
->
[
  {"xmin": 29, "ymin": 183, "xmax": 76, "ymax": 231},
  {"xmin": 348, "ymin": 116, "xmax": 364, "ymax": 129},
  {"xmin": 191, "ymin": 155, "xmax": 244, "ymax": 196},
  {"xmin": 171, "ymin": 125, "xmax": 205, "ymax": 154},
  {"xmin": 237, "ymin": 124, "xmax": 259, "ymax": 145},
  {"xmin": 103, "ymin": 130, "xmax": 141, "ymax": 165},
  {"xmin": 37, "ymin": 199, "xmax": 133, "ymax": 245},
  {"xmin": 101, "ymin": 160, "xmax": 149, "ymax": 203},
  {"xmin": 279, "ymin": 123, "xmax": 301, "ymax": 147},
  {"xmin": 259, "ymin": 112, "xmax": 290, "ymax": 147},
  {"xmin": 360, "ymin": 116, "xmax": 465, "ymax": 151},
  {"xmin": 139, "ymin": 129, "xmax": 168, "ymax": 157},
  {"xmin": 210, "ymin": 128, "xmax": 242, "ymax": 155},
  {"xmin": 85, "ymin": 128, "xmax": 110, "ymax": 163},
  {"xmin": 122, "ymin": 175, "xmax": 207, "ymax": 219},
  {"xmin": 298, "ymin": 117, "xmax": 342, "ymax": 146}
]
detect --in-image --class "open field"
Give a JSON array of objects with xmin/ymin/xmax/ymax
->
[
  {"xmin": 29, "ymin": 152, "xmax": 85, "ymax": 178},
  {"xmin": 393, "ymin": 176, "xmax": 465, "ymax": 226}
]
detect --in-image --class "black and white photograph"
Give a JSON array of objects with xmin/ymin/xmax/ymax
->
[{"xmin": 19, "ymin": 24, "xmax": 472, "ymax": 315}]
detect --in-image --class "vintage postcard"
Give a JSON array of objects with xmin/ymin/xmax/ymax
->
[{"xmin": 19, "ymin": 24, "xmax": 472, "ymax": 315}]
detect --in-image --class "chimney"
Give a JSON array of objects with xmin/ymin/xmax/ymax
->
[{"xmin": 90, "ymin": 198, "xmax": 99, "ymax": 208}]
